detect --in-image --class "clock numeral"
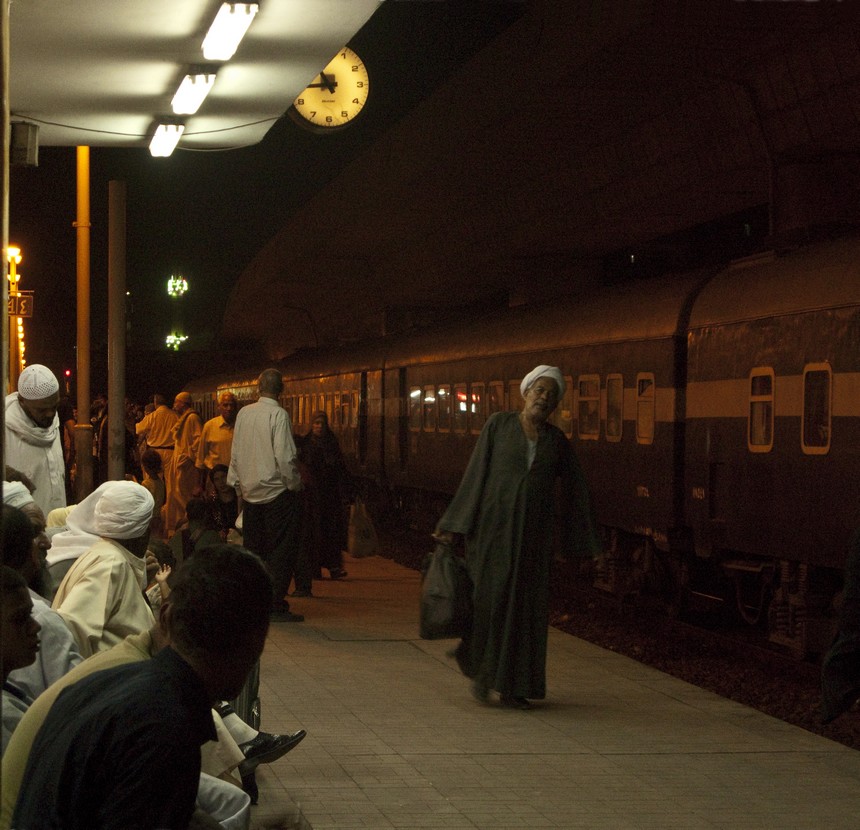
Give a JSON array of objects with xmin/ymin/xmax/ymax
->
[
  {"xmin": 356, "ymin": 81, "xmax": 364, "ymax": 88},
  {"xmin": 341, "ymin": 111, "xmax": 349, "ymax": 119},
  {"xmin": 352, "ymin": 98, "xmax": 359, "ymax": 105},
  {"xmin": 325, "ymin": 115, "xmax": 333, "ymax": 123},
  {"xmin": 296, "ymin": 97, "xmax": 304, "ymax": 106},
  {"xmin": 351, "ymin": 65, "xmax": 359, "ymax": 72}
]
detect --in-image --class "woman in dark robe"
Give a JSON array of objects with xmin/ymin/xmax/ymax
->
[
  {"xmin": 434, "ymin": 365, "xmax": 600, "ymax": 709},
  {"xmin": 297, "ymin": 411, "xmax": 352, "ymax": 584}
]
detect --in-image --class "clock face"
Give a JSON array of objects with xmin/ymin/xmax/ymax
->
[{"xmin": 293, "ymin": 47, "xmax": 369, "ymax": 129}]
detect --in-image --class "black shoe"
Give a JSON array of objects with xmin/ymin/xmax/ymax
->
[
  {"xmin": 328, "ymin": 568, "xmax": 348, "ymax": 580},
  {"xmin": 238, "ymin": 729, "xmax": 307, "ymax": 775},
  {"xmin": 290, "ymin": 588, "xmax": 313, "ymax": 597},
  {"xmin": 270, "ymin": 609, "xmax": 304, "ymax": 622},
  {"xmin": 471, "ymin": 680, "xmax": 489, "ymax": 703},
  {"xmin": 241, "ymin": 771, "xmax": 259, "ymax": 805}
]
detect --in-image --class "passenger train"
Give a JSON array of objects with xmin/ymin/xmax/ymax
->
[{"xmin": 187, "ymin": 234, "xmax": 860, "ymax": 658}]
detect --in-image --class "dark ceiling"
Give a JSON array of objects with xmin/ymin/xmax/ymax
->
[{"xmin": 223, "ymin": 0, "xmax": 860, "ymax": 359}]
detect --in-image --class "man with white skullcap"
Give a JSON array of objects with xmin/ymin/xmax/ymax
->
[
  {"xmin": 4, "ymin": 365, "xmax": 66, "ymax": 516},
  {"xmin": 434, "ymin": 363, "xmax": 599, "ymax": 710},
  {"xmin": 51, "ymin": 481, "xmax": 156, "ymax": 657}
]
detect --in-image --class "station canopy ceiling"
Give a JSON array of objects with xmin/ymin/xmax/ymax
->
[{"xmin": 8, "ymin": 0, "xmax": 381, "ymax": 150}]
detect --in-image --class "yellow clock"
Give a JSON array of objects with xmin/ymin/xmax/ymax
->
[{"xmin": 292, "ymin": 46, "xmax": 369, "ymax": 130}]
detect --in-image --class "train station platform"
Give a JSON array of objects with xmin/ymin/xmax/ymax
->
[{"xmin": 252, "ymin": 553, "xmax": 860, "ymax": 830}]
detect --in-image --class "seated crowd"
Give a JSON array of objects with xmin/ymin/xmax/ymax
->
[{"xmin": 1, "ymin": 472, "xmax": 306, "ymax": 829}]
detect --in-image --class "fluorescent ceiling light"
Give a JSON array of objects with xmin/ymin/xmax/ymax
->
[
  {"xmin": 171, "ymin": 72, "xmax": 217, "ymax": 115},
  {"xmin": 149, "ymin": 124, "xmax": 185, "ymax": 158},
  {"xmin": 202, "ymin": 3, "xmax": 260, "ymax": 61}
]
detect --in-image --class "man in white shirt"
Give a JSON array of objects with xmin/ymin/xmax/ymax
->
[
  {"xmin": 4, "ymin": 364, "xmax": 66, "ymax": 516},
  {"xmin": 227, "ymin": 369, "xmax": 304, "ymax": 622}
]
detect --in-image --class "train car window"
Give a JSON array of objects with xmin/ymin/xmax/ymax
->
[
  {"xmin": 802, "ymin": 362, "xmax": 831, "ymax": 455},
  {"xmin": 351, "ymin": 390, "xmax": 359, "ymax": 428},
  {"xmin": 332, "ymin": 394, "xmax": 341, "ymax": 427},
  {"xmin": 487, "ymin": 381, "xmax": 504, "ymax": 416},
  {"xmin": 470, "ymin": 383, "xmax": 486, "ymax": 433},
  {"xmin": 408, "ymin": 387, "xmax": 422, "ymax": 431},
  {"xmin": 508, "ymin": 380, "xmax": 523, "ymax": 412},
  {"xmin": 437, "ymin": 385, "xmax": 452, "ymax": 432},
  {"xmin": 577, "ymin": 375, "xmax": 600, "ymax": 440},
  {"xmin": 423, "ymin": 386, "xmax": 437, "ymax": 431},
  {"xmin": 636, "ymin": 373, "xmax": 655, "ymax": 445},
  {"xmin": 748, "ymin": 368, "xmax": 774, "ymax": 453},
  {"xmin": 554, "ymin": 376, "xmax": 574, "ymax": 437},
  {"xmin": 339, "ymin": 392, "xmax": 350, "ymax": 429},
  {"xmin": 325, "ymin": 394, "xmax": 334, "ymax": 422},
  {"xmin": 606, "ymin": 374, "xmax": 623, "ymax": 442},
  {"xmin": 453, "ymin": 384, "xmax": 468, "ymax": 433}
]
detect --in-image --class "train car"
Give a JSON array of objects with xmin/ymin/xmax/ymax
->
[
  {"xmin": 684, "ymin": 237, "xmax": 860, "ymax": 655},
  {"xmin": 187, "ymin": 234, "xmax": 860, "ymax": 656}
]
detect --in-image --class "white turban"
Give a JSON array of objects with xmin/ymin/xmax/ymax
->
[
  {"xmin": 520, "ymin": 365, "xmax": 566, "ymax": 399},
  {"xmin": 3, "ymin": 481, "xmax": 35, "ymax": 508},
  {"xmin": 18, "ymin": 364, "xmax": 59, "ymax": 400},
  {"xmin": 47, "ymin": 481, "xmax": 154, "ymax": 567}
]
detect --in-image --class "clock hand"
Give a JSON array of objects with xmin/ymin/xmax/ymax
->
[
  {"xmin": 305, "ymin": 81, "xmax": 339, "ymax": 90},
  {"xmin": 320, "ymin": 71, "xmax": 336, "ymax": 93}
]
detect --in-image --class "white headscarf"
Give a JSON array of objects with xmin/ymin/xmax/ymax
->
[
  {"xmin": 46, "ymin": 481, "xmax": 154, "ymax": 566},
  {"xmin": 520, "ymin": 365, "xmax": 566, "ymax": 399},
  {"xmin": 2, "ymin": 480, "xmax": 35, "ymax": 509}
]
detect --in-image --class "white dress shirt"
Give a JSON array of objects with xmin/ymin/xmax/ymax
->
[{"xmin": 227, "ymin": 397, "xmax": 302, "ymax": 504}]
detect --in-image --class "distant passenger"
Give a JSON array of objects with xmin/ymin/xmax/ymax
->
[
  {"xmin": 228, "ymin": 368, "xmax": 304, "ymax": 622},
  {"xmin": 433, "ymin": 364, "xmax": 600, "ymax": 709},
  {"xmin": 164, "ymin": 392, "xmax": 204, "ymax": 537},
  {"xmin": 4, "ymin": 364, "xmax": 66, "ymax": 516},
  {"xmin": 196, "ymin": 391, "xmax": 238, "ymax": 496},
  {"xmin": 295, "ymin": 410, "xmax": 353, "ymax": 595},
  {"xmin": 135, "ymin": 392, "xmax": 179, "ymax": 478}
]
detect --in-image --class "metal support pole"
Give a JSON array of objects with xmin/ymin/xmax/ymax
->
[
  {"xmin": 74, "ymin": 146, "xmax": 93, "ymax": 499},
  {"xmin": 107, "ymin": 180, "xmax": 126, "ymax": 481}
]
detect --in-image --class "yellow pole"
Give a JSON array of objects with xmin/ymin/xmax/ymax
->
[
  {"xmin": 74, "ymin": 146, "xmax": 94, "ymax": 500},
  {"xmin": 7, "ymin": 246, "xmax": 19, "ymax": 388}
]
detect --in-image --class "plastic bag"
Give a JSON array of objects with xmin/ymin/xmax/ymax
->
[
  {"xmin": 419, "ymin": 542, "xmax": 472, "ymax": 640},
  {"xmin": 347, "ymin": 497, "xmax": 380, "ymax": 559}
]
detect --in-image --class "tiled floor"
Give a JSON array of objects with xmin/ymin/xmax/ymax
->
[{"xmin": 249, "ymin": 554, "xmax": 860, "ymax": 829}]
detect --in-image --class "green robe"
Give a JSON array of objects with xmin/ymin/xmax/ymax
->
[{"xmin": 438, "ymin": 411, "xmax": 599, "ymax": 699}]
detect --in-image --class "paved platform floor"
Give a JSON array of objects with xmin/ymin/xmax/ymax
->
[{"xmin": 249, "ymin": 553, "xmax": 860, "ymax": 829}]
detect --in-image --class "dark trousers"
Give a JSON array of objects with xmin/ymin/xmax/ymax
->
[{"xmin": 242, "ymin": 489, "xmax": 302, "ymax": 609}]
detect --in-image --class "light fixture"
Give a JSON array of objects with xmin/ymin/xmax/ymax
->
[
  {"xmin": 166, "ymin": 332, "xmax": 189, "ymax": 351},
  {"xmin": 149, "ymin": 123, "xmax": 185, "ymax": 158},
  {"xmin": 167, "ymin": 275, "xmax": 188, "ymax": 297},
  {"xmin": 202, "ymin": 3, "xmax": 259, "ymax": 61},
  {"xmin": 171, "ymin": 72, "xmax": 217, "ymax": 115}
]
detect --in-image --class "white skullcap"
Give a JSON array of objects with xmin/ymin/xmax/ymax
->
[
  {"xmin": 18, "ymin": 364, "xmax": 60, "ymax": 400},
  {"xmin": 520, "ymin": 365, "xmax": 566, "ymax": 399},
  {"xmin": 3, "ymin": 481, "xmax": 35, "ymax": 508}
]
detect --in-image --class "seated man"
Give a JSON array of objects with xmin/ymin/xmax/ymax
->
[
  {"xmin": 1, "ymin": 564, "xmax": 41, "ymax": 754},
  {"xmin": 5, "ymin": 545, "xmax": 275, "ymax": 830},
  {"xmin": 1, "ymin": 491, "xmax": 83, "ymax": 700},
  {"xmin": 50, "ymin": 480, "xmax": 156, "ymax": 657}
]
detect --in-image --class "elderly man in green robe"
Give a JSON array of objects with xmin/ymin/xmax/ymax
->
[{"xmin": 434, "ymin": 364, "xmax": 600, "ymax": 710}]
